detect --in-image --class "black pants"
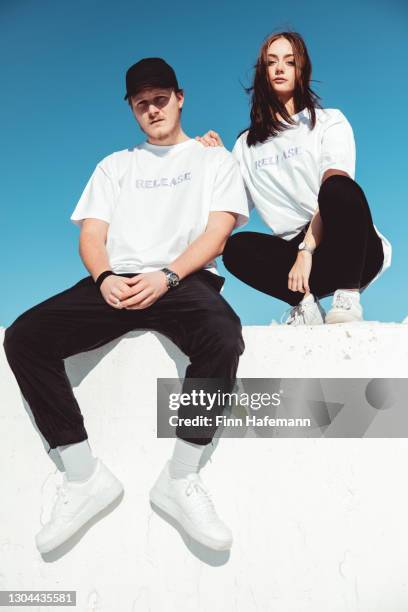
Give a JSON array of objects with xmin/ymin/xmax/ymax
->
[
  {"xmin": 223, "ymin": 175, "xmax": 385, "ymax": 306},
  {"xmin": 3, "ymin": 269, "xmax": 244, "ymax": 449}
]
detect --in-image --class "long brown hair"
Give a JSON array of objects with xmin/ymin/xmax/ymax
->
[{"xmin": 242, "ymin": 31, "xmax": 321, "ymax": 146}]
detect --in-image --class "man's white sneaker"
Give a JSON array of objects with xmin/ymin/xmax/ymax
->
[
  {"xmin": 282, "ymin": 294, "xmax": 326, "ymax": 326},
  {"xmin": 35, "ymin": 458, "xmax": 124, "ymax": 554},
  {"xmin": 325, "ymin": 290, "xmax": 363, "ymax": 324},
  {"xmin": 149, "ymin": 461, "xmax": 232, "ymax": 551}
]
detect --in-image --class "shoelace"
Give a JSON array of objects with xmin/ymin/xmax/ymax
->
[
  {"xmin": 332, "ymin": 293, "xmax": 352, "ymax": 310},
  {"xmin": 281, "ymin": 303, "xmax": 305, "ymax": 325},
  {"xmin": 50, "ymin": 484, "xmax": 71, "ymax": 520},
  {"xmin": 183, "ymin": 477, "xmax": 218, "ymax": 523}
]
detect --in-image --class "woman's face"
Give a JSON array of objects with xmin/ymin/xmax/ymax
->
[{"xmin": 267, "ymin": 37, "xmax": 296, "ymax": 97}]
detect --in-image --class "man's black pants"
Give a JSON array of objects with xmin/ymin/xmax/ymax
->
[
  {"xmin": 222, "ymin": 175, "xmax": 385, "ymax": 306},
  {"xmin": 3, "ymin": 269, "xmax": 244, "ymax": 449}
]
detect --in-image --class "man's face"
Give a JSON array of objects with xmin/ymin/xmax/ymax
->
[{"xmin": 129, "ymin": 87, "xmax": 184, "ymax": 141}]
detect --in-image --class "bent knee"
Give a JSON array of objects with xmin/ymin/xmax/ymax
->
[
  {"xmin": 319, "ymin": 174, "xmax": 367, "ymax": 212},
  {"xmin": 4, "ymin": 323, "xmax": 25, "ymax": 359},
  {"xmin": 3, "ymin": 316, "xmax": 39, "ymax": 359},
  {"xmin": 319, "ymin": 174, "xmax": 362, "ymax": 200},
  {"xmin": 3, "ymin": 328, "xmax": 19, "ymax": 364},
  {"xmin": 209, "ymin": 314, "xmax": 244, "ymax": 356}
]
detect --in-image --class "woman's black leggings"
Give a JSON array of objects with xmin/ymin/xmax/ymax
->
[{"xmin": 222, "ymin": 175, "xmax": 384, "ymax": 306}]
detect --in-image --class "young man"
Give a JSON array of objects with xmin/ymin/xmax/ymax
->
[{"xmin": 3, "ymin": 57, "xmax": 249, "ymax": 553}]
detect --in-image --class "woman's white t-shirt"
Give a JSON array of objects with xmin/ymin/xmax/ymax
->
[
  {"xmin": 70, "ymin": 139, "xmax": 249, "ymax": 275},
  {"xmin": 232, "ymin": 108, "xmax": 391, "ymax": 285}
]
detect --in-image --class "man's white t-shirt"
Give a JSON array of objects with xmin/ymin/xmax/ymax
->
[
  {"xmin": 232, "ymin": 108, "xmax": 391, "ymax": 286},
  {"xmin": 70, "ymin": 138, "xmax": 249, "ymax": 275}
]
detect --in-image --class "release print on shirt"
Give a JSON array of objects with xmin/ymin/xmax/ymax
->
[
  {"xmin": 254, "ymin": 146, "xmax": 302, "ymax": 170},
  {"xmin": 134, "ymin": 172, "xmax": 192, "ymax": 189}
]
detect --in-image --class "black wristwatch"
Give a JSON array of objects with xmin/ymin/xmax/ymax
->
[{"xmin": 161, "ymin": 268, "xmax": 180, "ymax": 288}]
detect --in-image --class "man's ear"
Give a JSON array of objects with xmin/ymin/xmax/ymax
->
[{"xmin": 176, "ymin": 89, "xmax": 184, "ymax": 111}]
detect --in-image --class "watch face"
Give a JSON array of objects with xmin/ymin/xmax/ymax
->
[
  {"xmin": 168, "ymin": 272, "xmax": 179, "ymax": 287},
  {"xmin": 162, "ymin": 268, "xmax": 180, "ymax": 287}
]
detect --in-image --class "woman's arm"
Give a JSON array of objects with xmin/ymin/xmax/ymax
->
[
  {"xmin": 302, "ymin": 208, "xmax": 322, "ymax": 252},
  {"xmin": 301, "ymin": 168, "xmax": 350, "ymax": 251},
  {"xmin": 289, "ymin": 168, "xmax": 351, "ymax": 294}
]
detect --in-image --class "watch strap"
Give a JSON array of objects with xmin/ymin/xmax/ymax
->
[
  {"xmin": 95, "ymin": 270, "xmax": 116, "ymax": 289},
  {"xmin": 298, "ymin": 241, "xmax": 315, "ymax": 254},
  {"xmin": 161, "ymin": 267, "xmax": 180, "ymax": 288}
]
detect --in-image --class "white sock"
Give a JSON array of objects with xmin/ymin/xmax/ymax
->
[
  {"xmin": 169, "ymin": 439, "xmax": 206, "ymax": 479},
  {"xmin": 57, "ymin": 439, "xmax": 97, "ymax": 482}
]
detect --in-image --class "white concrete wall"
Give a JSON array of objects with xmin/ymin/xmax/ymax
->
[{"xmin": 1, "ymin": 323, "xmax": 408, "ymax": 612}]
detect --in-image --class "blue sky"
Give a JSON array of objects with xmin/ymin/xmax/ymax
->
[{"xmin": 1, "ymin": 0, "xmax": 407, "ymax": 326}]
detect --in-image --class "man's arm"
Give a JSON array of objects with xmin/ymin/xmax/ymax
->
[
  {"xmin": 78, "ymin": 218, "xmax": 111, "ymax": 281},
  {"xmin": 119, "ymin": 210, "xmax": 237, "ymax": 310},
  {"xmin": 169, "ymin": 210, "xmax": 236, "ymax": 279},
  {"xmin": 78, "ymin": 218, "xmax": 137, "ymax": 307}
]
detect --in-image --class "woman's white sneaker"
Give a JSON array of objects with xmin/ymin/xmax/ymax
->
[
  {"xmin": 149, "ymin": 461, "xmax": 232, "ymax": 551},
  {"xmin": 282, "ymin": 294, "xmax": 326, "ymax": 326},
  {"xmin": 35, "ymin": 458, "xmax": 124, "ymax": 554},
  {"xmin": 325, "ymin": 290, "xmax": 363, "ymax": 324}
]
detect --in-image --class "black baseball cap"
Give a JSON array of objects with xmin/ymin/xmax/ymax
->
[{"xmin": 124, "ymin": 57, "xmax": 180, "ymax": 100}]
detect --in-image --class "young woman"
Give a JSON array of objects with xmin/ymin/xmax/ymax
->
[{"xmin": 197, "ymin": 31, "xmax": 391, "ymax": 325}]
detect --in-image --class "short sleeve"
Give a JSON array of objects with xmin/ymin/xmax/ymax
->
[
  {"xmin": 210, "ymin": 148, "xmax": 250, "ymax": 229},
  {"xmin": 70, "ymin": 159, "xmax": 117, "ymax": 227},
  {"xmin": 319, "ymin": 110, "xmax": 356, "ymax": 182},
  {"xmin": 232, "ymin": 133, "xmax": 255, "ymax": 214},
  {"xmin": 243, "ymin": 184, "xmax": 255, "ymax": 213}
]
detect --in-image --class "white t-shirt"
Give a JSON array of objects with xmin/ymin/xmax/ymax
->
[
  {"xmin": 70, "ymin": 138, "xmax": 249, "ymax": 275},
  {"xmin": 232, "ymin": 108, "xmax": 391, "ymax": 286}
]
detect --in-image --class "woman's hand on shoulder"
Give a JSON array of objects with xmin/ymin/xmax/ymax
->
[{"xmin": 195, "ymin": 130, "xmax": 224, "ymax": 147}]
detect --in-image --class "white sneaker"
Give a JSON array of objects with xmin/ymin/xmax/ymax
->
[
  {"xmin": 282, "ymin": 294, "xmax": 326, "ymax": 326},
  {"xmin": 35, "ymin": 458, "xmax": 124, "ymax": 554},
  {"xmin": 325, "ymin": 290, "xmax": 363, "ymax": 324},
  {"xmin": 149, "ymin": 461, "xmax": 232, "ymax": 551}
]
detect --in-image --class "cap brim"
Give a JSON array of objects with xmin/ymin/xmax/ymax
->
[{"xmin": 123, "ymin": 79, "xmax": 178, "ymax": 102}]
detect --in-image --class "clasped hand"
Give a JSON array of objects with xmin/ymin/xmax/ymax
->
[{"xmin": 100, "ymin": 271, "xmax": 168, "ymax": 310}]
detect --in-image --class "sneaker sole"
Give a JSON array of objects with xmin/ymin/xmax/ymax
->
[
  {"xmin": 325, "ymin": 312, "xmax": 363, "ymax": 324},
  {"xmin": 36, "ymin": 479, "xmax": 124, "ymax": 554},
  {"xmin": 149, "ymin": 486, "xmax": 232, "ymax": 552}
]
